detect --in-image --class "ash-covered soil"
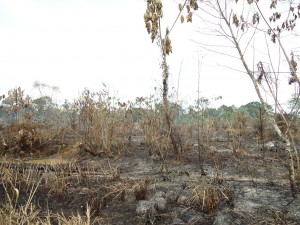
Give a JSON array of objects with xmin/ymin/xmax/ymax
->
[{"xmin": 1, "ymin": 139, "xmax": 299, "ymax": 225}]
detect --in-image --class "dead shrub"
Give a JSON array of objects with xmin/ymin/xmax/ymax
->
[
  {"xmin": 74, "ymin": 88, "xmax": 133, "ymax": 158},
  {"xmin": 1, "ymin": 119, "xmax": 67, "ymax": 157}
]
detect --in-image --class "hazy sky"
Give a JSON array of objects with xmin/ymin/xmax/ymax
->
[{"xmin": 0, "ymin": 0, "xmax": 299, "ymax": 108}]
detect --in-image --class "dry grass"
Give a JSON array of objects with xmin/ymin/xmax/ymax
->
[
  {"xmin": 133, "ymin": 178, "xmax": 150, "ymax": 201},
  {"xmin": 189, "ymin": 176, "xmax": 235, "ymax": 214},
  {"xmin": 0, "ymin": 158, "xmax": 154, "ymax": 224},
  {"xmin": 0, "ymin": 202, "xmax": 105, "ymax": 225},
  {"xmin": 1, "ymin": 86, "xmax": 300, "ymax": 224}
]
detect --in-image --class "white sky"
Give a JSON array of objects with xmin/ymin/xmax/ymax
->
[{"xmin": 0, "ymin": 0, "xmax": 299, "ymax": 108}]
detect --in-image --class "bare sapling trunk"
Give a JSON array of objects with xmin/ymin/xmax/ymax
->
[
  {"xmin": 289, "ymin": 133, "xmax": 300, "ymax": 183},
  {"xmin": 197, "ymin": 55, "xmax": 205, "ymax": 174},
  {"xmin": 162, "ymin": 54, "xmax": 182, "ymax": 160},
  {"xmin": 257, "ymin": 107, "xmax": 266, "ymax": 159}
]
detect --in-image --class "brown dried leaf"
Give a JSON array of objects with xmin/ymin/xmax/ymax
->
[
  {"xmin": 151, "ymin": 13, "xmax": 158, "ymax": 22},
  {"xmin": 179, "ymin": 3, "xmax": 183, "ymax": 11},
  {"xmin": 165, "ymin": 36, "xmax": 172, "ymax": 55},
  {"xmin": 186, "ymin": 5, "xmax": 190, "ymax": 13},
  {"xmin": 146, "ymin": 21, "xmax": 151, "ymax": 34},
  {"xmin": 157, "ymin": 10, "xmax": 163, "ymax": 18},
  {"xmin": 149, "ymin": 3, "xmax": 155, "ymax": 13},
  {"xmin": 252, "ymin": 13, "xmax": 260, "ymax": 25},
  {"xmin": 232, "ymin": 14, "xmax": 239, "ymax": 27},
  {"xmin": 190, "ymin": 0, "xmax": 198, "ymax": 10},
  {"xmin": 144, "ymin": 12, "xmax": 151, "ymax": 22},
  {"xmin": 156, "ymin": 0, "xmax": 162, "ymax": 10},
  {"xmin": 187, "ymin": 12, "xmax": 193, "ymax": 23},
  {"xmin": 151, "ymin": 20, "xmax": 158, "ymax": 42},
  {"xmin": 180, "ymin": 15, "xmax": 184, "ymax": 23}
]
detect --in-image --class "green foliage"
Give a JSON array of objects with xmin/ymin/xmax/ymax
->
[
  {"xmin": 288, "ymin": 94, "xmax": 300, "ymax": 112},
  {"xmin": 239, "ymin": 101, "xmax": 272, "ymax": 118},
  {"xmin": 32, "ymin": 96, "xmax": 58, "ymax": 119}
]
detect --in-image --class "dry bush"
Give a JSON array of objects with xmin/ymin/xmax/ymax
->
[
  {"xmin": 74, "ymin": 89, "xmax": 132, "ymax": 157},
  {"xmin": 1, "ymin": 122, "xmax": 38, "ymax": 154},
  {"xmin": 139, "ymin": 112, "xmax": 164, "ymax": 147},
  {"xmin": 0, "ymin": 118, "xmax": 67, "ymax": 157},
  {"xmin": 178, "ymin": 124, "xmax": 195, "ymax": 143},
  {"xmin": 220, "ymin": 111, "xmax": 255, "ymax": 153},
  {"xmin": 136, "ymin": 97, "xmax": 164, "ymax": 146},
  {"xmin": 203, "ymin": 118, "xmax": 228, "ymax": 143},
  {"xmin": 230, "ymin": 111, "xmax": 251, "ymax": 149},
  {"xmin": 0, "ymin": 92, "xmax": 73, "ymax": 157},
  {"xmin": 134, "ymin": 96, "xmax": 174, "ymax": 158}
]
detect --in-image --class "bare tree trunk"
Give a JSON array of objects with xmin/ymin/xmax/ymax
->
[
  {"xmin": 197, "ymin": 54, "xmax": 205, "ymax": 174},
  {"xmin": 162, "ymin": 54, "xmax": 182, "ymax": 160},
  {"xmin": 289, "ymin": 132, "xmax": 300, "ymax": 184},
  {"xmin": 284, "ymin": 138, "xmax": 298, "ymax": 198},
  {"xmin": 258, "ymin": 107, "xmax": 266, "ymax": 159}
]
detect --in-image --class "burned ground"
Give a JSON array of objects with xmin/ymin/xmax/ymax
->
[{"xmin": 1, "ymin": 138, "xmax": 299, "ymax": 225}]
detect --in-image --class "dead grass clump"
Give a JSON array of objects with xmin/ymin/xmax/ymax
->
[
  {"xmin": 0, "ymin": 205, "xmax": 105, "ymax": 225},
  {"xmin": 252, "ymin": 210, "xmax": 290, "ymax": 225},
  {"xmin": 52, "ymin": 204, "xmax": 109, "ymax": 225},
  {"xmin": 189, "ymin": 177, "xmax": 235, "ymax": 214},
  {"xmin": 0, "ymin": 204, "xmax": 42, "ymax": 225},
  {"xmin": 88, "ymin": 194, "xmax": 102, "ymax": 216},
  {"xmin": 134, "ymin": 178, "xmax": 150, "ymax": 201},
  {"xmin": 0, "ymin": 162, "xmax": 127, "ymax": 224},
  {"xmin": 0, "ymin": 170, "xmax": 44, "ymax": 225},
  {"xmin": 48, "ymin": 172, "xmax": 69, "ymax": 202}
]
